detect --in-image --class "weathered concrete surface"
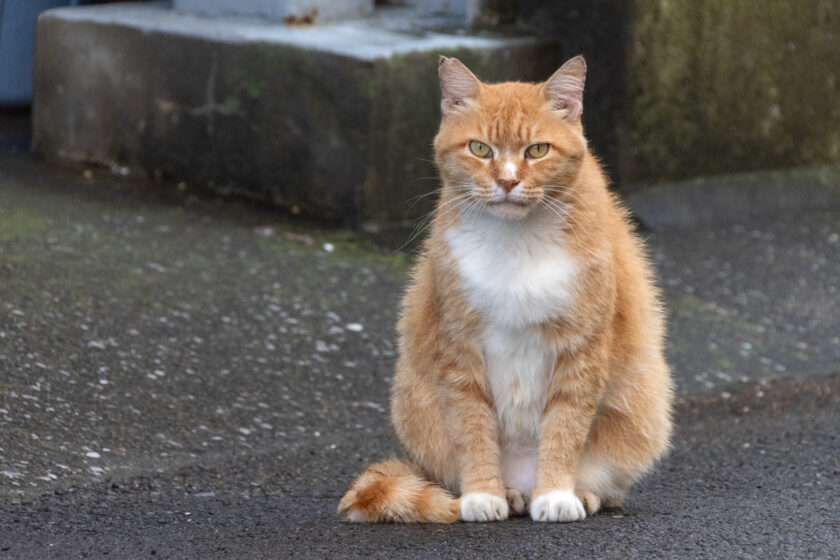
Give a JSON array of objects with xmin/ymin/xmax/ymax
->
[
  {"xmin": 173, "ymin": 0, "xmax": 374, "ymax": 23},
  {"xmin": 32, "ymin": 3, "xmax": 561, "ymax": 225},
  {"xmin": 622, "ymin": 0, "xmax": 840, "ymax": 186},
  {"xmin": 0, "ymin": 151, "xmax": 839, "ymax": 557}
]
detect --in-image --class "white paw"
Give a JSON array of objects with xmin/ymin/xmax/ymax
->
[
  {"xmin": 530, "ymin": 489, "xmax": 586, "ymax": 522},
  {"xmin": 460, "ymin": 492, "xmax": 509, "ymax": 522}
]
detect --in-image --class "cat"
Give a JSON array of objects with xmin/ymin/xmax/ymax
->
[{"xmin": 338, "ymin": 55, "xmax": 673, "ymax": 523}]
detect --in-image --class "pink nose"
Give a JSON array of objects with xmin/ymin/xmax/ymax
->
[{"xmin": 498, "ymin": 179, "xmax": 520, "ymax": 193}]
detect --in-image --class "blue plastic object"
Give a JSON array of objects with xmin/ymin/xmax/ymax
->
[{"xmin": 0, "ymin": 0, "xmax": 70, "ymax": 106}]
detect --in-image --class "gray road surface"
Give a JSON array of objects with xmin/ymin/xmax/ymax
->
[{"xmin": 0, "ymin": 154, "xmax": 838, "ymax": 558}]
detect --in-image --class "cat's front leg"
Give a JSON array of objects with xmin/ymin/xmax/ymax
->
[
  {"xmin": 443, "ymin": 370, "xmax": 508, "ymax": 522},
  {"xmin": 531, "ymin": 343, "xmax": 608, "ymax": 522}
]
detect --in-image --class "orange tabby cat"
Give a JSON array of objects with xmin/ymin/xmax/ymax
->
[{"xmin": 339, "ymin": 55, "xmax": 673, "ymax": 523}]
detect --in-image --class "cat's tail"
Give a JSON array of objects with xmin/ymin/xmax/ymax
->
[{"xmin": 338, "ymin": 458, "xmax": 460, "ymax": 523}]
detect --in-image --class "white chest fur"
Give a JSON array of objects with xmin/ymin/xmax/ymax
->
[
  {"xmin": 445, "ymin": 212, "xmax": 579, "ymax": 494},
  {"xmin": 444, "ymin": 213, "xmax": 579, "ymax": 328}
]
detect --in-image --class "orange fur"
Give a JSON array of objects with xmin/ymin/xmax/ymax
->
[
  {"xmin": 338, "ymin": 459, "xmax": 460, "ymax": 523},
  {"xmin": 339, "ymin": 56, "xmax": 673, "ymax": 523}
]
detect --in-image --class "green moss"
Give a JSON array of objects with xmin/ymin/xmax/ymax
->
[
  {"xmin": 0, "ymin": 208, "xmax": 48, "ymax": 242},
  {"xmin": 243, "ymin": 42, "xmax": 295, "ymax": 70},
  {"xmin": 256, "ymin": 228, "xmax": 410, "ymax": 271},
  {"xmin": 226, "ymin": 43, "xmax": 299, "ymax": 103},
  {"xmin": 626, "ymin": 0, "xmax": 840, "ymax": 184},
  {"xmin": 242, "ymin": 81, "xmax": 262, "ymax": 100},
  {"xmin": 717, "ymin": 358, "xmax": 734, "ymax": 369},
  {"xmin": 223, "ymin": 96, "xmax": 241, "ymax": 112},
  {"xmin": 668, "ymin": 293, "xmax": 760, "ymax": 335}
]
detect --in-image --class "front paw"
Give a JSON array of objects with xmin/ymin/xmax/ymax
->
[
  {"xmin": 460, "ymin": 492, "xmax": 509, "ymax": 522},
  {"xmin": 530, "ymin": 489, "xmax": 586, "ymax": 522}
]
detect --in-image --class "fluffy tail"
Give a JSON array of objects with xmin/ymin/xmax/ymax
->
[{"xmin": 338, "ymin": 459, "xmax": 460, "ymax": 523}]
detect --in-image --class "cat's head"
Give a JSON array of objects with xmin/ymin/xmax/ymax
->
[{"xmin": 434, "ymin": 56, "xmax": 588, "ymax": 220}]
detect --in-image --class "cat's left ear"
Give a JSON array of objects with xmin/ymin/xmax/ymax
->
[{"xmin": 543, "ymin": 55, "xmax": 586, "ymax": 122}]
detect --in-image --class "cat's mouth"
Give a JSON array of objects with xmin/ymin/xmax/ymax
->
[
  {"xmin": 485, "ymin": 199, "xmax": 532, "ymax": 219},
  {"xmin": 488, "ymin": 199, "xmax": 528, "ymax": 207}
]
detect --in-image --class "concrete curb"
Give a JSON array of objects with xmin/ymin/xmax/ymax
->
[
  {"xmin": 626, "ymin": 163, "xmax": 840, "ymax": 231},
  {"xmin": 31, "ymin": 3, "xmax": 562, "ymax": 225}
]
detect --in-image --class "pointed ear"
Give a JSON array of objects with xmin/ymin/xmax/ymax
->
[
  {"xmin": 438, "ymin": 56, "xmax": 481, "ymax": 115},
  {"xmin": 543, "ymin": 55, "xmax": 586, "ymax": 121}
]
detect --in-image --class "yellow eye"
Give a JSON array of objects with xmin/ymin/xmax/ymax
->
[
  {"xmin": 468, "ymin": 141, "xmax": 493, "ymax": 158},
  {"xmin": 525, "ymin": 143, "xmax": 549, "ymax": 159}
]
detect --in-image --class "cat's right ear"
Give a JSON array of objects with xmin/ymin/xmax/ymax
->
[{"xmin": 438, "ymin": 56, "xmax": 481, "ymax": 115}]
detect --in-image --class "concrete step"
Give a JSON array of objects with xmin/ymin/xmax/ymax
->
[{"xmin": 32, "ymin": 2, "xmax": 561, "ymax": 226}]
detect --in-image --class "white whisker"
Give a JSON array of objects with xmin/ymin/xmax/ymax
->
[
  {"xmin": 540, "ymin": 196, "xmax": 585, "ymax": 232},
  {"xmin": 392, "ymin": 190, "xmax": 475, "ymax": 254}
]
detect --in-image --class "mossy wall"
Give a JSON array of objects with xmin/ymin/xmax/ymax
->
[{"xmin": 623, "ymin": 0, "xmax": 840, "ymax": 186}]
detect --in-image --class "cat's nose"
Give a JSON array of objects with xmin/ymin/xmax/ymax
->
[{"xmin": 498, "ymin": 179, "xmax": 520, "ymax": 193}]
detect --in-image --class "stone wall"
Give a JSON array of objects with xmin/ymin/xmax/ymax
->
[{"xmin": 623, "ymin": 0, "xmax": 840, "ymax": 186}]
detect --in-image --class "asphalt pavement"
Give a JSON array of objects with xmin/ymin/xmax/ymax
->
[{"xmin": 0, "ymin": 150, "xmax": 838, "ymax": 559}]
